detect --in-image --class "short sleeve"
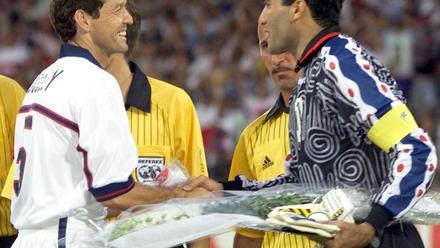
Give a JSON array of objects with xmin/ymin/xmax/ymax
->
[{"xmin": 75, "ymin": 80, "xmax": 138, "ymax": 202}]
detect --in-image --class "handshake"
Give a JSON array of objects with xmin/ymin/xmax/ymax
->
[
  {"xmin": 153, "ymin": 162, "xmax": 222, "ymax": 199},
  {"xmin": 176, "ymin": 175, "xmax": 223, "ymax": 199}
]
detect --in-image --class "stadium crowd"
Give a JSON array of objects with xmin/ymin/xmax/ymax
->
[{"xmin": 0, "ymin": 0, "xmax": 438, "ymax": 183}]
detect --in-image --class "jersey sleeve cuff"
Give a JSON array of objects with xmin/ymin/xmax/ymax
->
[
  {"xmin": 364, "ymin": 203, "xmax": 393, "ymax": 235},
  {"xmin": 90, "ymin": 176, "xmax": 135, "ymax": 202},
  {"xmin": 221, "ymin": 176, "xmax": 244, "ymax": 190}
]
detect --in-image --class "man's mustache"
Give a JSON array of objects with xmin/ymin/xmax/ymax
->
[{"xmin": 272, "ymin": 66, "xmax": 294, "ymax": 74}]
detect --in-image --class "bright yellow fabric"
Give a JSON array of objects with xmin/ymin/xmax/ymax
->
[
  {"xmin": 367, "ymin": 104, "xmax": 418, "ymax": 152},
  {"xmin": 262, "ymin": 232, "xmax": 316, "ymax": 248},
  {"xmin": 229, "ymin": 112, "xmax": 289, "ymax": 182},
  {"xmin": 1, "ymin": 163, "xmax": 13, "ymax": 200},
  {"xmin": 0, "ymin": 75, "xmax": 25, "ymax": 237},
  {"xmin": 128, "ymin": 77, "xmax": 207, "ymax": 180},
  {"xmin": 229, "ymin": 110, "xmax": 315, "ymax": 248}
]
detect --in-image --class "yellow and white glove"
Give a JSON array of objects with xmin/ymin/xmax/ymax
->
[
  {"xmin": 266, "ymin": 204, "xmax": 340, "ymax": 238},
  {"xmin": 266, "ymin": 189, "xmax": 355, "ymax": 238}
]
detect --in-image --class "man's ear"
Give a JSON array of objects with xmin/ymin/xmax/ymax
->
[
  {"xmin": 73, "ymin": 9, "xmax": 93, "ymax": 34},
  {"xmin": 289, "ymin": 0, "xmax": 307, "ymax": 23}
]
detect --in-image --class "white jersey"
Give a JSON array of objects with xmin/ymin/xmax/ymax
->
[{"xmin": 11, "ymin": 44, "xmax": 138, "ymax": 230}]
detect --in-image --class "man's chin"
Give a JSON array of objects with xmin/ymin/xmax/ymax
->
[
  {"xmin": 113, "ymin": 45, "xmax": 129, "ymax": 54},
  {"xmin": 274, "ymin": 80, "xmax": 295, "ymax": 90}
]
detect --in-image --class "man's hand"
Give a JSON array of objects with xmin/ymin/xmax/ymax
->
[
  {"xmin": 174, "ymin": 186, "xmax": 212, "ymax": 198},
  {"xmin": 311, "ymin": 221, "xmax": 375, "ymax": 248},
  {"xmin": 182, "ymin": 176, "xmax": 223, "ymax": 192}
]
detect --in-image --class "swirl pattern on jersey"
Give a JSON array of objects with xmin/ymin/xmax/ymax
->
[{"xmin": 304, "ymin": 128, "xmax": 340, "ymax": 163}]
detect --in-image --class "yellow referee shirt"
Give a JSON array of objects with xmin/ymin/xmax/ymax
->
[
  {"xmin": 0, "ymin": 75, "xmax": 24, "ymax": 237},
  {"xmin": 126, "ymin": 62, "xmax": 207, "ymax": 183},
  {"xmin": 229, "ymin": 95, "xmax": 316, "ymax": 248}
]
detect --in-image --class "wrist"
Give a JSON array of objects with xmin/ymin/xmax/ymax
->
[
  {"xmin": 360, "ymin": 222, "xmax": 375, "ymax": 239},
  {"xmin": 361, "ymin": 222, "xmax": 381, "ymax": 247},
  {"xmin": 218, "ymin": 182, "xmax": 224, "ymax": 191},
  {"xmin": 171, "ymin": 187, "xmax": 185, "ymax": 198},
  {"xmin": 365, "ymin": 204, "xmax": 393, "ymax": 235}
]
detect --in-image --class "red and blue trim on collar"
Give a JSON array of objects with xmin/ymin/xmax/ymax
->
[{"xmin": 294, "ymin": 26, "xmax": 341, "ymax": 73}]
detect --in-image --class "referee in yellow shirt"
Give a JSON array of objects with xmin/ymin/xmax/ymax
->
[
  {"xmin": 107, "ymin": 4, "xmax": 208, "ymax": 248},
  {"xmin": 229, "ymin": 14, "xmax": 317, "ymax": 248},
  {"xmin": 0, "ymin": 75, "xmax": 24, "ymax": 247}
]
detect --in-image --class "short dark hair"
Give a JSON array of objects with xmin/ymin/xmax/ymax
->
[
  {"xmin": 282, "ymin": 0, "xmax": 344, "ymax": 28},
  {"xmin": 126, "ymin": 0, "xmax": 141, "ymax": 58},
  {"xmin": 50, "ymin": 0, "xmax": 104, "ymax": 42}
]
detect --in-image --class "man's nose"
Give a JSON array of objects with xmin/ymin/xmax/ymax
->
[
  {"xmin": 271, "ymin": 54, "xmax": 285, "ymax": 65},
  {"xmin": 123, "ymin": 7, "xmax": 133, "ymax": 25}
]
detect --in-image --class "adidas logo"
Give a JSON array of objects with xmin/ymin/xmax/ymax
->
[{"xmin": 262, "ymin": 156, "xmax": 274, "ymax": 170}]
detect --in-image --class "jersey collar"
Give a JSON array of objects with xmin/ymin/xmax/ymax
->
[
  {"xmin": 263, "ymin": 93, "xmax": 289, "ymax": 124},
  {"xmin": 294, "ymin": 26, "xmax": 341, "ymax": 73},
  {"xmin": 125, "ymin": 61, "xmax": 152, "ymax": 113},
  {"xmin": 59, "ymin": 44, "xmax": 102, "ymax": 68}
]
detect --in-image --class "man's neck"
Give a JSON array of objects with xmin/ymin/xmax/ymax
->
[
  {"xmin": 295, "ymin": 24, "xmax": 324, "ymax": 59},
  {"xmin": 69, "ymin": 38, "xmax": 110, "ymax": 68},
  {"xmin": 107, "ymin": 58, "xmax": 133, "ymax": 102}
]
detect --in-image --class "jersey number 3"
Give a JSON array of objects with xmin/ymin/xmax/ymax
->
[{"xmin": 14, "ymin": 147, "xmax": 27, "ymax": 196}]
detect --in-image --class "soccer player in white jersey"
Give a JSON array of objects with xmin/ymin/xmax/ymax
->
[{"xmin": 11, "ymin": 1, "xmax": 206, "ymax": 247}]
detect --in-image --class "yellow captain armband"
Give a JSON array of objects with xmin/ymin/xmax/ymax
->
[{"xmin": 367, "ymin": 104, "xmax": 418, "ymax": 152}]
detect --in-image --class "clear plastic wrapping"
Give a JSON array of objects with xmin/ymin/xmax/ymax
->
[{"xmin": 82, "ymin": 185, "xmax": 440, "ymax": 247}]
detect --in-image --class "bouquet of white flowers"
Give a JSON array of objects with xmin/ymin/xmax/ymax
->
[{"xmin": 87, "ymin": 184, "xmax": 440, "ymax": 248}]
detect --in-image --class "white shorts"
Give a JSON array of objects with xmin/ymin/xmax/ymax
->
[{"xmin": 12, "ymin": 217, "xmax": 101, "ymax": 248}]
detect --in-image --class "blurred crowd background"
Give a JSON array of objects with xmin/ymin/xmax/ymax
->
[{"xmin": 0, "ymin": 0, "xmax": 439, "ymax": 184}]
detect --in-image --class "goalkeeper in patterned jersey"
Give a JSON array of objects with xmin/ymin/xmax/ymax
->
[{"xmin": 184, "ymin": 0, "xmax": 437, "ymax": 247}]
